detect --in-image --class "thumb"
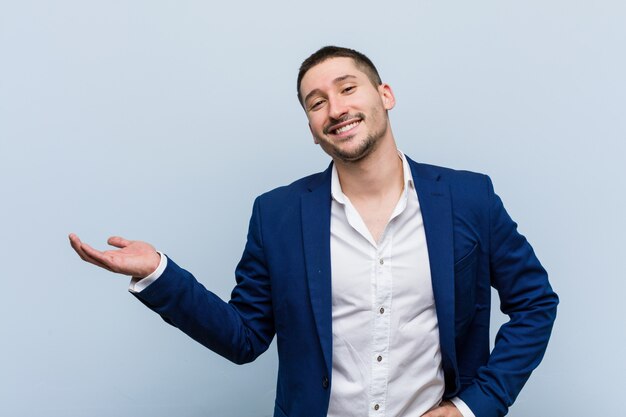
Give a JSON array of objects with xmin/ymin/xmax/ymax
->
[{"xmin": 107, "ymin": 236, "xmax": 131, "ymax": 248}]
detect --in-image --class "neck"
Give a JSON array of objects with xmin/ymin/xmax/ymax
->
[{"xmin": 333, "ymin": 134, "xmax": 404, "ymax": 200}]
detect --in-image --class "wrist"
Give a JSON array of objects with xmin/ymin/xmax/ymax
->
[{"xmin": 136, "ymin": 251, "xmax": 161, "ymax": 279}]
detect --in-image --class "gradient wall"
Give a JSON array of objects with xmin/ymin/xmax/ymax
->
[{"xmin": 1, "ymin": 1, "xmax": 624, "ymax": 416}]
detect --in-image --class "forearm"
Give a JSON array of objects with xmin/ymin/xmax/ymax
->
[
  {"xmin": 132, "ymin": 256, "xmax": 272, "ymax": 364},
  {"xmin": 458, "ymin": 177, "xmax": 559, "ymax": 417}
]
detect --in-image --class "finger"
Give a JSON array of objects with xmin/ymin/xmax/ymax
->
[
  {"xmin": 77, "ymin": 246, "xmax": 113, "ymax": 271},
  {"xmin": 81, "ymin": 242, "xmax": 108, "ymax": 263},
  {"xmin": 68, "ymin": 233, "xmax": 82, "ymax": 248},
  {"xmin": 69, "ymin": 234, "xmax": 113, "ymax": 271},
  {"xmin": 107, "ymin": 236, "xmax": 131, "ymax": 248},
  {"xmin": 80, "ymin": 242, "xmax": 115, "ymax": 271},
  {"xmin": 69, "ymin": 234, "xmax": 91, "ymax": 261},
  {"xmin": 83, "ymin": 253, "xmax": 114, "ymax": 271}
]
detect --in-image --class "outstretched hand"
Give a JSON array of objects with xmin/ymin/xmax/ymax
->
[{"xmin": 69, "ymin": 233, "xmax": 161, "ymax": 278}]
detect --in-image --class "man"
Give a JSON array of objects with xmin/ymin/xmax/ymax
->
[{"xmin": 69, "ymin": 46, "xmax": 558, "ymax": 417}]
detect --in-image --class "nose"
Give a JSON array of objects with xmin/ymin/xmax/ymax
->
[{"xmin": 328, "ymin": 95, "xmax": 348, "ymax": 120}]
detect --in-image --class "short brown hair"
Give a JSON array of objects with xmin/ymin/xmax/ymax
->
[{"xmin": 297, "ymin": 46, "xmax": 382, "ymax": 105}]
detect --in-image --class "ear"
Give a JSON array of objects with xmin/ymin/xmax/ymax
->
[
  {"xmin": 309, "ymin": 123, "xmax": 320, "ymax": 144},
  {"xmin": 378, "ymin": 83, "xmax": 396, "ymax": 110}
]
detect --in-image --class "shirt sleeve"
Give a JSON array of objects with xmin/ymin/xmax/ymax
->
[
  {"xmin": 128, "ymin": 251, "xmax": 167, "ymax": 293},
  {"xmin": 450, "ymin": 396, "xmax": 476, "ymax": 417}
]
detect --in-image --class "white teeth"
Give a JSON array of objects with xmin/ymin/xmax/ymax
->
[{"xmin": 334, "ymin": 121, "xmax": 359, "ymax": 134}]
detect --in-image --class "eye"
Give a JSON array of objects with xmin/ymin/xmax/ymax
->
[
  {"xmin": 309, "ymin": 99, "xmax": 325, "ymax": 111},
  {"xmin": 342, "ymin": 85, "xmax": 356, "ymax": 94}
]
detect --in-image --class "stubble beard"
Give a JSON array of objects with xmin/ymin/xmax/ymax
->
[
  {"xmin": 329, "ymin": 133, "xmax": 378, "ymax": 163},
  {"xmin": 319, "ymin": 109, "xmax": 389, "ymax": 164}
]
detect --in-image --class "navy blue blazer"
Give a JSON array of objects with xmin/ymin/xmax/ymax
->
[{"xmin": 135, "ymin": 156, "xmax": 558, "ymax": 417}]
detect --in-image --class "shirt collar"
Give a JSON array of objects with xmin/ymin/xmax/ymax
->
[{"xmin": 331, "ymin": 150, "xmax": 415, "ymax": 204}]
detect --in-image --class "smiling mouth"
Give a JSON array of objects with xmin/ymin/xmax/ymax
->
[{"xmin": 328, "ymin": 119, "xmax": 362, "ymax": 135}]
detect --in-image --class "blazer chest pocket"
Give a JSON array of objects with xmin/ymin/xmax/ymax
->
[{"xmin": 454, "ymin": 243, "xmax": 478, "ymax": 332}]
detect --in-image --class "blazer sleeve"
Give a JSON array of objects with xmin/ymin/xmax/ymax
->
[
  {"xmin": 132, "ymin": 196, "xmax": 275, "ymax": 365},
  {"xmin": 458, "ymin": 176, "xmax": 559, "ymax": 417}
]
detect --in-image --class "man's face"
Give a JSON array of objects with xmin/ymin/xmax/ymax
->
[{"xmin": 299, "ymin": 57, "xmax": 395, "ymax": 163}]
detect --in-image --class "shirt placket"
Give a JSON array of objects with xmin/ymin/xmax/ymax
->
[{"xmin": 369, "ymin": 229, "xmax": 393, "ymax": 416}]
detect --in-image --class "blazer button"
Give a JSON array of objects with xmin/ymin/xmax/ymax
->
[{"xmin": 322, "ymin": 376, "xmax": 329, "ymax": 389}]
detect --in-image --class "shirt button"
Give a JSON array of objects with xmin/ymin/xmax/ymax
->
[
  {"xmin": 322, "ymin": 376, "xmax": 329, "ymax": 389},
  {"xmin": 379, "ymin": 307, "xmax": 385, "ymax": 314},
  {"xmin": 379, "ymin": 258, "xmax": 384, "ymax": 265},
  {"xmin": 374, "ymin": 404, "xmax": 380, "ymax": 411},
  {"xmin": 377, "ymin": 355, "xmax": 382, "ymax": 362}
]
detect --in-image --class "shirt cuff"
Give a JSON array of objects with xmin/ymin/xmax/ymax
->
[
  {"xmin": 450, "ymin": 396, "xmax": 476, "ymax": 417},
  {"xmin": 128, "ymin": 251, "xmax": 167, "ymax": 293}
]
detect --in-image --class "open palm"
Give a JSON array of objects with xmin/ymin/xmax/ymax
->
[{"xmin": 69, "ymin": 233, "xmax": 161, "ymax": 278}]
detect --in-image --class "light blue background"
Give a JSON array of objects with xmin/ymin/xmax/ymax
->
[{"xmin": 1, "ymin": 1, "xmax": 624, "ymax": 416}]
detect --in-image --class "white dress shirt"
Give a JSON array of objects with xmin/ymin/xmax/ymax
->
[
  {"xmin": 130, "ymin": 152, "xmax": 474, "ymax": 417},
  {"xmin": 326, "ymin": 152, "xmax": 473, "ymax": 417}
]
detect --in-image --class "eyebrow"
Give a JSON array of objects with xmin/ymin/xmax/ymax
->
[{"xmin": 303, "ymin": 74, "xmax": 358, "ymax": 106}]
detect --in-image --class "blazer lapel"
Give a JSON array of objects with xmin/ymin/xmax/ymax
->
[
  {"xmin": 299, "ymin": 159, "xmax": 458, "ymax": 386},
  {"xmin": 408, "ymin": 158, "xmax": 458, "ymax": 384},
  {"xmin": 301, "ymin": 164, "xmax": 333, "ymax": 375}
]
